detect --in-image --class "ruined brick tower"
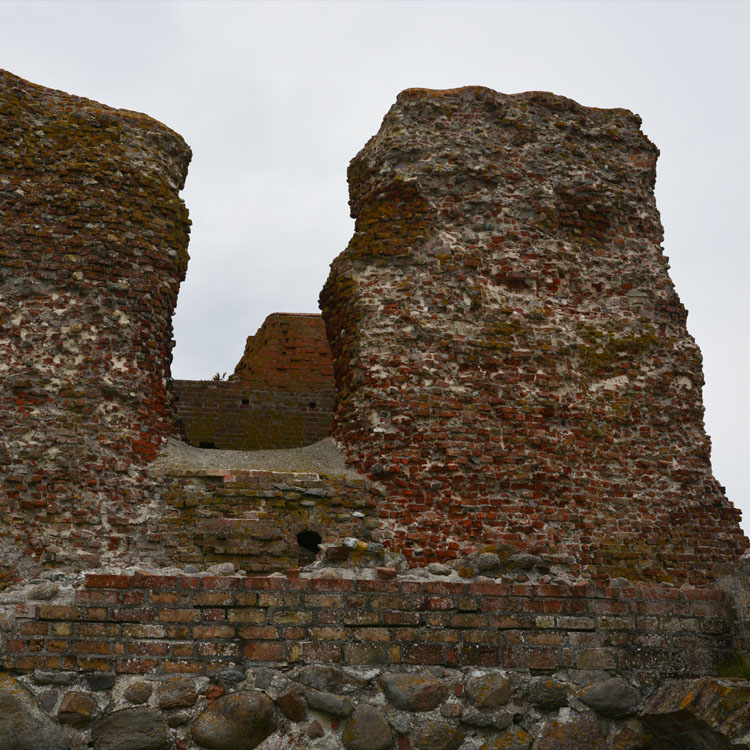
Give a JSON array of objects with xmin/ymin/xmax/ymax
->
[
  {"xmin": 320, "ymin": 86, "xmax": 746, "ymax": 584},
  {"xmin": 0, "ymin": 71, "xmax": 191, "ymax": 581}
]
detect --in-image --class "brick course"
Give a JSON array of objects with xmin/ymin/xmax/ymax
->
[{"xmin": 0, "ymin": 574, "xmax": 732, "ymax": 683}]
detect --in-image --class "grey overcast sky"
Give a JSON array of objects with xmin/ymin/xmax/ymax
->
[{"xmin": 2, "ymin": 0, "xmax": 748, "ymax": 531}]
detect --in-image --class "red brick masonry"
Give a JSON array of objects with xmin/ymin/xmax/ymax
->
[
  {"xmin": 174, "ymin": 314, "xmax": 335, "ymax": 450},
  {"xmin": 3, "ymin": 574, "xmax": 731, "ymax": 682}
]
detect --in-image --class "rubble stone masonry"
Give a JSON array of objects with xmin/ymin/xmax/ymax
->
[
  {"xmin": 0, "ymin": 70, "xmax": 191, "ymax": 584},
  {"xmin": 321, "ymin": 86, "xmax": 747, "ymax": 583}
]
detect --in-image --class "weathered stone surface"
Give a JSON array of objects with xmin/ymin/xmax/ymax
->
[
  {"xmin": 58, "ymin": 690, "xmax": 97, "ymax": 728},
  {"xmin": 92, "ymin": 707, "xmax": 169, "ymax": 750},
  {"xmin": 320, "ymin": 84, "xmax": 747, "ymax": 582},
  {"xmin": 86, "ymin": 673, "xmax": 116, "ymax": 691},
  {"xmin": 158, "ymin": 676, "xmax": 197, "ymax": 709},
  {"xmin": 124, "ymin": 682, "xmax": 153, "ymax": 705},
  {"xmin": 28, "ymin": 581, "xmax": 59, "ymax": 600},
  {"xmin": 478, "ymin": 726, "xmax": 533, "ymax": 750},
  {"xmin": 464, "ymin": 671, "xmax": 511, "ymax": 708},
  {"xmin": 537, "ymin": 710, "xmax": 606, "ymax": 750},
  {"xmin": 578, "ymin": 677, "xmax": 640, "ymax": 718},
  {"xmin": 526, "ymin": 677, "xmax": 568, "ymax": 710},
  {"xmin": 611, "ymin": 720, "xmax": 652, "ymax": 750},
  {"xmin": 275, "ymin": 690, "xmax": 307, "ymax": 722},
  {"xmin": 381, "ymin": 673, "xmax": 448, "ymax": 712},
  {"xmin": 190, "ymin": 690, "xmax": 277, "ymax": 750},
  {"xmin": 342, "ymin": 703, "xmax": 392, "ymax": 750},
  {"xmin": 640, "ymin": 677, "xmax": 750, "ymax": 747},
  {"xmin": 0, "ymin": 673, "xmax": 68, "ymax": 750},
  {"xmin": 304, "ymin": 688, "xmax": 353, "ymax": 717},
  {"xmin": 412, "ymin": 719, "xmax": 465, "ymax": 750},
  {"xmin": 296, "ymin": 665, "xmax": 345, "ymax": 693},
  {"xmin": 33, "ymin": 670, "xmax": 76, "ymax": 686}
]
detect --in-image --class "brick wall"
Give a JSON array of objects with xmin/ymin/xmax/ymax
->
[
  {"xmin": 320, "ymin": 86, "xmax": 747, "ymax": 584},
  {"xmin": 174, "ymin": 313, "xmax": 335, "ymax": 450},
  {"xmin": 173, "ymin": 380, "xmax": 333, "ymax": 451},
  {"xmin": 0, "ymin": 71, "xmax": 191, "ymax": 585},
  {"xmin": 1, "ymin": 574, "xmax": 731, "ymax": 682}
]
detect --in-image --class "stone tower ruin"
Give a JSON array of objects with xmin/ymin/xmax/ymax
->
[{"xmin": 320, "ymin": 86, "xmax": 746, "ymax": 585}]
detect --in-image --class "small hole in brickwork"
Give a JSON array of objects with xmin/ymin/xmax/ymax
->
[
  {"xmin": 308, "ymin": 402, "xmax": 316, "ymax": 409},
  {"xmin": 241, "ymin": 399, "xmax": 249, "ymax": 405},
  {"xmin": 297, "ymin": 530, "xmax": 322, "ymax": 566},
  {"xmin": 198, "ymin": 441, "xmax": 216, "ymax": 449}
]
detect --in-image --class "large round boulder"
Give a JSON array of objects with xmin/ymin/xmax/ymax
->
[
  {"xmin": 191, "ymin": 690, "xmax": 277, "ymax": 750},
  {"xmin": 92, "ymin": 707, "xmax": 169, "ymax": 750},
  {"xmin": 342, "ymin": 704, "xmax": 392, "ymax": 750},
  {"xmin": 0, "ymin": 673, "xmax": 69, "ymax": 750}
]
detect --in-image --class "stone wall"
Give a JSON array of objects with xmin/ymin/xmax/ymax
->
[
  {"xmin": 148, "ymin": 467, "xmax": 380, "ymax": 573},
  {"xmin": 0, "ymin": 571, "xmax": 746, "ymax": 749},
  {"xmin": 172, "ymin": 381, "xmax": 333, "ymax": 452},
  {"xmin": 320, "ymin": 86, "xmax": 747, "ymax": 584},
  {"xmin": 0, "ymin": 70, "xmax": 191, "ymax": 585}
]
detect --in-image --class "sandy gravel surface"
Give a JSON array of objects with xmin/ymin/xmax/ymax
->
[{"xmin": 154, "ymin": 437, "xmax": 364, "ymax": 480}]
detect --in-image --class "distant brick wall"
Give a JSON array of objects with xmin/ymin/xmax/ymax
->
[
  {"xmin": 173, "ymin": 380, "xmax": 334, "ymax": 451},
  {"xmin": 2, "ymin": 575, "xmax": 731, "ymax": 680},
  {"xmin": 174, "ymin": 314, "xmax": 335, "ymax": 450}
]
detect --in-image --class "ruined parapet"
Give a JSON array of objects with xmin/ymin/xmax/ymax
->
[
  {"xmin": 320, "ymin": 86, "xmax": 747, "ymax": 583},
  {"xmin": 231, "ymin": 312, "xmax": 334, "ymax": 392},
  {"xmin": 0, "ymin": 71, "xmax": 191, "ymax": 583},
  {"xmin": 173, "ymin": 313, "xmax": 335, "ymax": 450}
]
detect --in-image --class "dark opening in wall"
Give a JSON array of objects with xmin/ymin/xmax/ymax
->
[
  {"xmin": 241, "ymin": 399, "xmax": 249, "ymax": 405},
  {"xmin": 308, "ymin": 402, "xmax": 316, "ymax": 409},
  {"xmin": 198, "ymin": 441, "xmax": 216, "ymax": 449},
  {"xmin": 297, "ymin": 530, "xmax": 322, "ymax": 567}
]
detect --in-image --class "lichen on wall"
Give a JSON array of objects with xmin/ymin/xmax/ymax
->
[
  {"xmin": 0, "ymin": 70, "xmax": 191, "ymax": 583},
  {"xmin": 320, "ymin": 85, "xmax": 747, "ymax": 583}
]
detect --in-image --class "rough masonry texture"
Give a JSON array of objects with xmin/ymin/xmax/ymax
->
[
  {"xmin": 4, "ymin": 74, "xmax": 750, "ymax": 750},
  {"xmin": 174, "ymin": 313, "xmax": 334, "ymax": 451},
  {"xmin": 0, "ymin": 70, "xmax": 191, "ymax": 585},
  {"xmin": 320, "ymin": 86, "xmax": 747, "ymax": 584}
]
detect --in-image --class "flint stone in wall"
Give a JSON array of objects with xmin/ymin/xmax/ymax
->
[
  {"xmin": 610, "ymin": 720, "xmax": 651, "ymax": 750},
  {"xmin": 460, "ymin": 707, "xmax": 514, "ymax": 730},
  {"xmin": 464, "ymin": 671, "xmax": 511, "ymax": 708},
  {"xmin": 86, "ymin": 673, "xmax": 117, "ymax": 691},
  {"xmin": 296, "ymin": 665, "xmax": 347, "ymax": 692},
  {"xmin": 58, "ymin": 690, "xmax": 97, "ymax": 728},
  {"xmin": 91, "ymin": 707, "xmax": 169, "ymax": 750},
  {"xmin": 412, "ymin": 719, "xmax": 465, "ymax": 750},
  {"xmin": 0, "ymin": 673, "xmax": 69, "ymax": 750},
  {"xmin": 381, "ymin": 673, "xmax": 448, "ymax": 712},
  {"xmin": 124, "ymin": 681, "xmax": 153, "ymax": 705},
  {"xmin": 342, "ymin": 704, "xmax": 392, "ymax": 750},
  {"xmin": 274, "ymin": 690, "xmax": 307, "ymax": 721},
  {"xmin": 190, "ymin": 690, "xmax": 277, "ymax": 750},
  {"xmin": 304, "ymin": 688, "xmax": 354, "ymax": 717},
  {"xmin": 525, "ymin": 677, "xmax": 568, "ymax": 710},
  {"xmin": 478, "ymin": 726, "xmax": 533, "ymax": 750},
  {"xmin": 640, "ymin": 677, "xmax": 750, "ymax": 746},
  {"xmin": 157, "ymin": 676, "xmax": 197, "ymax": 709},
  {"xmin": 578, "ymin": 677, "xmax": 640, "ymax": 718},
  {"xmin": 537, "ymin": 709, "xmax": 606, "ymax": 750}
]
